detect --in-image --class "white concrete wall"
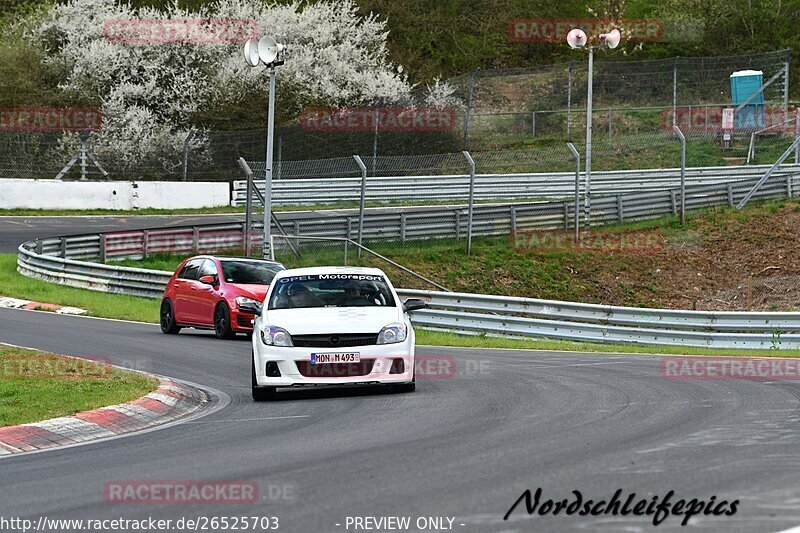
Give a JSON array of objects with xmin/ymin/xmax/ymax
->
[{"xmin": 0, "ymin": 180, "xmax": 230, "ymax": 210}]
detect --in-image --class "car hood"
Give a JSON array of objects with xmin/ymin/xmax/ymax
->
[
  {"xmin": 227, "ymin": 283, "xmax": 269, "ymax": 301},
  {"xmin": 263, "ymin": 307, "xmax": 402, "ymax": 335}
]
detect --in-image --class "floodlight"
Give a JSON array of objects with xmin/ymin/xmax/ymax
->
[
  {"xmin": 243, "ymin": 38, "xmax": 259, "ymax": 67},
  {"xmin": 258, "ymin": 36, "xmax": 280, "ymax": 65},
  {"xmin": 600, "ymin": 29, "xmax": 621, "ymax": 49},
  {"xmin": 567, "ymin": 28, "xmax": 587, "ymax": 49}
]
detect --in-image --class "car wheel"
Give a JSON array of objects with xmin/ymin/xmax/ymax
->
[
  {"xmin": 160, "ymin": 300, "xmax": 181, "ymax": 334},
  {"xmin": 214, "ymin": 303, "xmax": 235, "ymax": 339},
  {"xmin": 252, "ymin": 355, "xmax": 277, "ymax": 401}
]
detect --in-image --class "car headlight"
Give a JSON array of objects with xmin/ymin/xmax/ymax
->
[
  {"xmin": 377, "ymin": 323, "xmax": 407, "ymax": 344},
  {"xmin": 235, "ymin": 296, "xmax": 260, "ymax": 309},
  {"xmin": 260, "ymin": 325, "xmax": 293, "ymax": 347}
]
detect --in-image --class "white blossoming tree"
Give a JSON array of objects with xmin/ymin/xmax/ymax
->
[{"xmin": 28, "ymin": 0, "xmax": 418, "ymax": 174}]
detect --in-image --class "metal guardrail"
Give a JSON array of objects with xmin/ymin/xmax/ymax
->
[
  {"xmin": 17, "ymin": 216, "xmax": 800, "ymax": 349},
  {"xmin": 396, "ymin": 290, "xmax": 800, "ymax": 350},
  {"xmin": 232, "ymin": 164, "xmax": 800, "ymax": 206},
  {"xmin": 16, "ymin": 239, "xmax": 800, "ymax": 349}
]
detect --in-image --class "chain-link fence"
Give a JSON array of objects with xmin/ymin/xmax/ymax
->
[
  {"xmin": 458, "ymin": 49, "xmax": 791, "ymax": 148},
  {"xmin": 0, "ymin": 49, "xmax": 792, "ymax": 181}
]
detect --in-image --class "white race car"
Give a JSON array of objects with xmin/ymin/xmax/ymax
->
[{"xmin": 243, "ymin": 266, "xmax": 428, "ymax": 400}]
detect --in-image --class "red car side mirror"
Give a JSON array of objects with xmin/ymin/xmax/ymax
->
[{"xmin": 199, "ymin": 275, "xmax": 217, "ymax": 286}]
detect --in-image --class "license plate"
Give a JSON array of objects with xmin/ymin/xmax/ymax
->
[{"xmin": 311, "ymin": 352, "xmax": 360, "ymax": 364}]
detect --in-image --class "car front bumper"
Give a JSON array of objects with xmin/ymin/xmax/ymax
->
[{"xmin": 252, "ymin": 336, "xmax": 414, "ymax": 387}]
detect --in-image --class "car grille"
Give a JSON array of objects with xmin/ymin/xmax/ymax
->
[
  {"xmin": 296, "ymin": 360, "xmax": 375, "ymax": 378},
  {"xmin": 292, "ymin": 333, "xmax": 378, "ymax": 348}
]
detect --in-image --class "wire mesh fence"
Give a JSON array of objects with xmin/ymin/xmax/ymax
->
[{"xmin": 0, "ymin": 49, "xmax": 792, "ymax": 181}]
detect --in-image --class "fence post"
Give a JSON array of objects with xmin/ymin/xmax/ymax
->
[
  {"xmin": 80, "ymin": 138, "xmax": 87, "ymax": 181},
  {"xmin": 784, "ymin": 49, "xmax": 790, "ymax": 114},
  {"xmin": 795, "ymin": 110, "xmax": 799, "ymax": 164},
  {"xmin": 400, "ymin": 213, "xmax": 407, "ymax": 243},
  {"xmin": 510, "ymin": 206, "xmax": 517, "ymax": 234},
  {"xmin": 192, "ymin": 227, "xmax": 199, "ymax": 254},
  {"xmin": 238, "ymin": 157, "xmax": 254, "ymax": 257},
  {"xmin": 372, "ymin": 106, "xmax": 379, "ymax": 174},
  {"xmin": 99, "ymin": 234, "xmax": 106, "ymax": 263},
  {"xmin": 673, "ymin": 125, "xmax": 686, "ymax": 225},
  {"xmin": 182, "ymin": 131, "xmax": 193, "ymax": 181},
  {"xmin": 584, "ymin": 46, "xmax": 593, "ymax": 229},
  {"xmin": 463, "ymin": 151, "xmax": 476, "ymax": 255},
  {"xmin": 353, "ymin": 155, "xmax": 367, "ymax": 258},
  {"xmin": 463, "ymin": 67, "xmax": 479, "ymax": 151},
  {"xmin": 531, "ymin": 112, "xmax": 536, "ymax": 137},
  {"xmin": 566, "ymin": 143, "xmax": 580, "ymax": 243},
  {"xmin": 672, "ymin": 57, "xmax": 679, "ymax": 127},
  {"xmin": 276, "ymin": 127, "xmax": 283, "ymax": 181},
  {"xmin": 142, "ymin": 230, "xmax": 149, "ymax": 258},
  {"xmin": 727, "ymin": 183, "xmax": 734, "ymax": 207},
  {"xmin": 566, "ymin": 61, "xmax": 573, "ymax": 141}
]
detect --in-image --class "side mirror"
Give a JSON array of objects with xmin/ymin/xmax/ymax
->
[
  {"xmin": 199, "ymin": 275, "xmax": 217, "ymax": 286},
  {"xmin": 402, "ymin": 298, "xmax": 429, "ymax": 313},
  {"xmin": 238, "ymin": 301, "xmax": 263, "ymax": 315}
]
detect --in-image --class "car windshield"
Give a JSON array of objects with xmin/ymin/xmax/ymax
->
[
  {"xmin": 220, "ymin": 260, "xmax": 284, "ymax": 285},
  {"xmin": 268, "ymin": 274, "xmax": 396, "ymax": 310}
]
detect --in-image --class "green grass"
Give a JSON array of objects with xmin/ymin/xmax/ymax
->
[
  {"xmin": 0, "ymin": 344, "xmax": 158, "ymax": 427},
  {"xmin": 0, "ymin": 254, "xmax": 159, "ymax": 322}
]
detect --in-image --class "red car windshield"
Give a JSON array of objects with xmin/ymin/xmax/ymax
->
[{"xmin": 220, "ymin": 260, "xmax": 284, "ymax": 285}]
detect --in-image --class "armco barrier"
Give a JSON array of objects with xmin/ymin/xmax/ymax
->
[
  {"xmin": 15, "ymin": 169, "xmax": 800, "ymax": 349},
  {"xmin": 16, "ymin": 241, "xmax": 800, "ymax": 349},
  {"xmin": 232, "ymin": 163, "xmax": 800, "ymax": 206}
]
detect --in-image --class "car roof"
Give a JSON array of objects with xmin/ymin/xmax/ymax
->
[
  {"xmin": 273, "ymin": 266, "xmax": 387, "ymax": 278},
  {"xmin": 185, "ymin": 255, "xmax": 284, "ymax": 265}
]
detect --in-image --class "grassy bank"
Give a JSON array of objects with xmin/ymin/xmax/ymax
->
[{"xmin": 0, "ymin": 344, "xmax": 158, "ymax": 427}]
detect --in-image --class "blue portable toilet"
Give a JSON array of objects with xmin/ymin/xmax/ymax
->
[{"xmin": 730, "ymin": 70, "xmax": 765, "ymax": 130}]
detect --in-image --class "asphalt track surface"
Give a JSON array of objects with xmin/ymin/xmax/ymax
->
[
  {"xmin": 2, "ymin": 220, "xmax": 800, "ymax": 532},
  {"xmin": 3, "ymin": 309, "xmax": 800, "ymax": 532}
]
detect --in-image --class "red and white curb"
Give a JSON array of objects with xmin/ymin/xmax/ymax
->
[
  {"xmin": 0, "ymin": 375, "xmax": 207, "ymax": 455},
  {"xmin": 0, "ymin": 296, "xmax": 86, "ymax": 315}
]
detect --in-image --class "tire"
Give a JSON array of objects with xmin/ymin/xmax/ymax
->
[
  {"xmin": 160, "ymin": 300, "xmax": 181, "ymax": 334},
  {"xmin": 252, "ymin": 355, "xmax": 277, "ymax": 401},
  {"xmin": 214, "ymin": 303, "xmax": 235, "ymax": 339}
]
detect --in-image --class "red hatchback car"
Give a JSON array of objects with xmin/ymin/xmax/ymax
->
[{"xmin": 160, "ymin": 255, "xmax": 286, "ymax": 339}]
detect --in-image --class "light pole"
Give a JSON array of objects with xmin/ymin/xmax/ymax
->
[
  {"xmin": 566, "ymin": 28, "xmax": 620, "ymax": 228},
  {"xmin": 244, "ymin": 36, "xmax": 286, "ymax": 259}
]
